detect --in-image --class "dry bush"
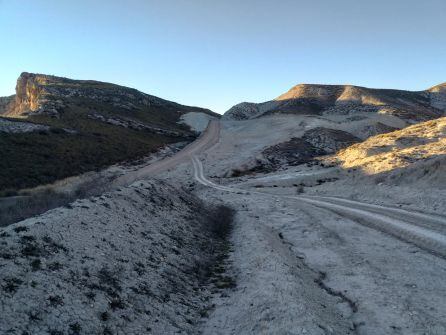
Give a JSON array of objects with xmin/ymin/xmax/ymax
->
[
  {"xmin": 208, "ymin": 205, "xmax": 235, "ymax": 241},
  {"xmin": 191, "ymin": 204, "xmax": 236, "ymax": 289}
]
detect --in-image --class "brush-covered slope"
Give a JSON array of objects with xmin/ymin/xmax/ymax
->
[
  {"xmin": 5, "ymin": 72, "xmax": 217, "ymax": 127},
  {"xmin": 0, "ymin": 73, "xmax": 217, "ymax": 191},
  {"xmin": 0, "ymin": 179, "xmax": 233, "ymax": 334},
  {"xmin": 328, "ymin": 117, "xmax": 446, "ymax": 185},
  {"xmin": 224, "ymin": 83, "xmax": 446, "ymax": 122}
]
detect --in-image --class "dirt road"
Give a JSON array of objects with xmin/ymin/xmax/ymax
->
[
  {"xmin": 189, "ymin": 153, "xmax": 446, "ymax": 334},
  {"xmin": 122, "ymin": 120, "xmax": 446, "ymax": 333},
  {"xmin": 115, "ymin": 120, "xmax": 220, "ymax": 186},
  {"xmin": 192, "ymin": 155, "xmax": 446, "ymax": 259},
  {"xmin": 128, "ymin": 120, "xmax": 446, "ymax": 260}
]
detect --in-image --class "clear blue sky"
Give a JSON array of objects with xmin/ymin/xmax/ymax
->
[{"xmin": 0, "ymin": 0, "xmax": 445, "ymax": 114}]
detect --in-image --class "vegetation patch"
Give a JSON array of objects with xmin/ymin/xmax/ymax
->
[{"xmin": 0, "ymin": 113, "xmax": 187, "ymax": 191}]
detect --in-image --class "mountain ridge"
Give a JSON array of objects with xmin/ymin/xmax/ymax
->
[
  {"xmin": 224, "ymin": 82, "xmax": 446, "ymax": 121},
  {"xmin": 4, "ymin": 72, "xmax": 218, "ymax": 120}
]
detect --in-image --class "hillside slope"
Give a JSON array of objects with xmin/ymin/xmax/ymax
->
[
  {"xmin": 5, "ymin": 72, "xmax": 218, "ymax": 125},
  {"xmin": 329, "ymin": 117, "xmax": 446, "ymax": 185},
  {"xmin": 0, "ymin": 73, "xmax": 218, "ymax": 191},
  {"xmin": 224, "ymin": 83, "xmax": 446, "ymax": 123},
  {"xmin": 0, "ymin": 180, "xmax": 233, "ymax": 334}
]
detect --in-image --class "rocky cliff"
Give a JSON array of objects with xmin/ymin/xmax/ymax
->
[{"xmin": 10, "ymin": 72, "xmax": 58, "ymax": 116}]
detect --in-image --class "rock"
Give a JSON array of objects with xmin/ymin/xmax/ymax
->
[
  {"xmin": 263, "ymin": 137, "xmax": 326, "ymax": 167},
  {"xmin": 302, "ymin": 127, "xmax": 360, "ymax": 154}
]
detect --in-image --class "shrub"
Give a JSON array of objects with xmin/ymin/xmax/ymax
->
[
  {"xmin": 2, "ymin": 277, "xmax": 23, "ymax": 293},
  {"xmin": 296, "ymin": 184, "xmax": 305, "ymax": 194},
  {"xmin": 30, "ymin": 259, "xmax": 42, "ymax": 271},
  {"xmin": 208, "ymin": 205, "xmax": 234, "ymax": 241}
]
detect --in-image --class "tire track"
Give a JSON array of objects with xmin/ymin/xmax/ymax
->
[
  {"xmin": 301, "ymin": 195, "xmax": 446, "ymax": 234},
  {"xmin": 115, "ymin": 120, "xmax": 220, "ymax": 187},
  {"xmin": 191, "ymin": 155, "xmax": 446, "ymax": 259}
]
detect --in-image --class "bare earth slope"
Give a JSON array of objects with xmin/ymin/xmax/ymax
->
[
  {"xmin": 220, "ymin": 83, "xmax": 445, "ymax": 176},
  {"xmin": 299, "ymin": 117, "xmax": 446, "ymax": 212}
]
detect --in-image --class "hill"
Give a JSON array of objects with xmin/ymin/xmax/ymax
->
[
  {"xmin": 329, "ymin": 117, "xmax": 446, "ymax": 185},
  {"xmin": 0, "ymin": 73, "xmax": 218, "ymax": 192},
  {"xmin": 223, "ymin": 83, "xmax": 446, "ymax": 122}
]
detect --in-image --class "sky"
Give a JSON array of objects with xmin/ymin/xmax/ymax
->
[{"xmin": 0, "ymin": 0, "xmax": 445, "ymax": 114}]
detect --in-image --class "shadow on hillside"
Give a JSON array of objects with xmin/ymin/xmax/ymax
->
[
  {"xmin": 258, "ymin": 95, "xmax": 444, "ymax": 121},
  {"xmin": 356, "ymin": 154, "xmax": 446, "ymax": 188},
  {"xmin": 0, "ymin": 176, "xmax": 113, "ymax": 227}
]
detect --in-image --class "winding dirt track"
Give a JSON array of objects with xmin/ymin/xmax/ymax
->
[{"xmin": 191, "ymin": 154, "xmax": 446, "ymax": 259}]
